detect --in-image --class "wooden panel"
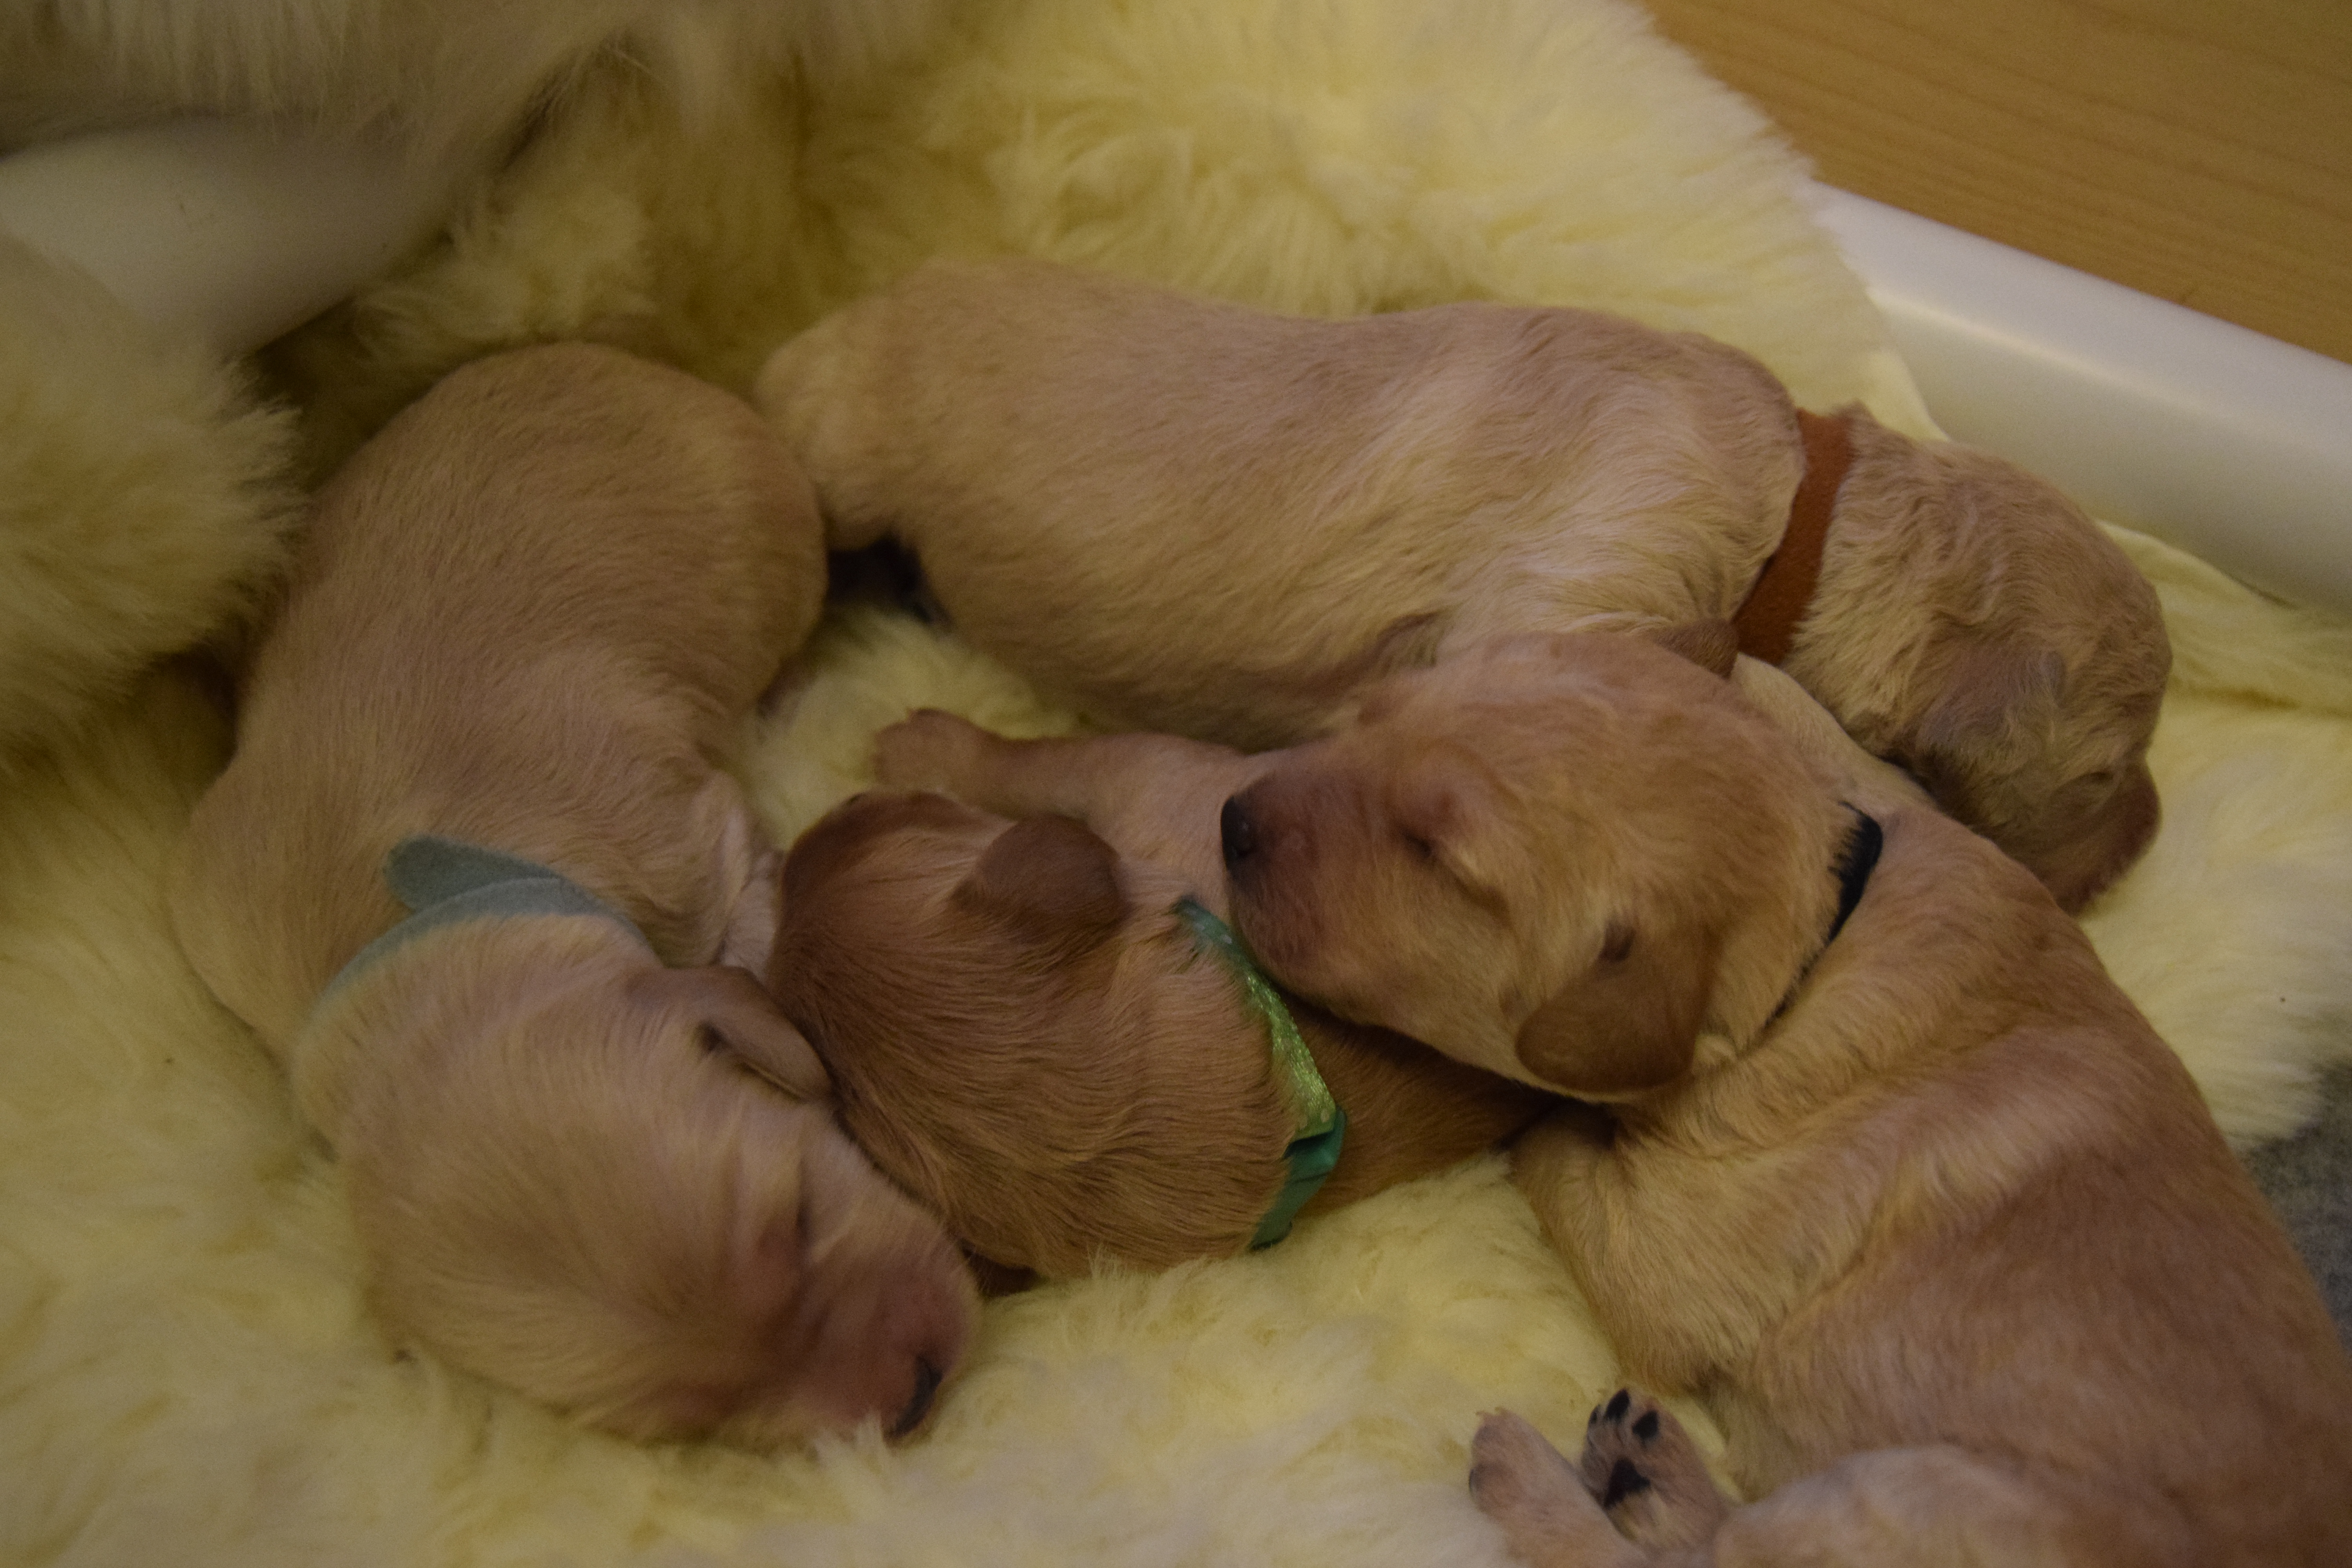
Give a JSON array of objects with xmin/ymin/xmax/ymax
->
[{"xmin": 1642, "ymin": 0, "xmax": 2352, "ymax": 365}]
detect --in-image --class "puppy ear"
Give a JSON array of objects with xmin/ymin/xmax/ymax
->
[
  {"xmin": 953, "ymin": 815, "xmax": 1129, "ymax": 953},
  {"xmin": 1920, "ymin": 639, "xmax": 2063, "ymax": 755},
  {"xmin": 1909, "ymin": 639, "xmax": 2066, "ymax": 811},
  {"xmin": 645, "ymin": 964, "xmax": 834, "ymax": 1100},
  {"xmin": 1643, "ymin": 619, "xmax": 1739, "ymax": 679},
  {"xmin": 1512, "ymin": 921, "xmax": 1711, "ymax": 1097}
]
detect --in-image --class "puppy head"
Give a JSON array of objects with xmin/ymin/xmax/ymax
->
[
  {"xmin": 1223, "ymin": 632, "xmax": 1854, "ymax": 1098},
  {"xmin": 309, "ymin": 918, "xmax": 978, "ymax": 1446},
  {"xmin": 1827, "ymin": 416, "xmax": 2169, "ymax": 910},
  {"xmin": 769, "ymin": 791, "xmax": 1296, "ymax": 1278}
]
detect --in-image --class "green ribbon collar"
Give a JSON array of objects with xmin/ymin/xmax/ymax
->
[{"xmin": 1175, "ymin": 897, "xmax": 1347, "ymax": 1249}]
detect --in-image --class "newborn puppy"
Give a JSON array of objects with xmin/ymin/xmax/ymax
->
[
  {"xmin": 761, "ymin": 716, "xmax": 1550, "ymax": 1279},
  {"xmin": 171, "ymin": 343, "xmax": 975, "ymax": 1445},
  {"xmin": 1216, "ymin": 633, "xmax": 2352, "ymax": 1563},
  {"xmin": 756, "ymin": 257, "xmax": 2169, "ymax": 911}
]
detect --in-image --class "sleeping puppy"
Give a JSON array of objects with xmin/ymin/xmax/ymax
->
[
  {"xmin": 755, "ymin": 257, "xmax": 2169, "ymax": 911},
  {"xmin": 170, "ymin": 343, "xmax": 976, "ymax": 1446},
  {"xmin": 760, "ymin": 715, "xmax": 1550, "ymax": 1280},
  {"xmin": 1216, "ymin": 632, "xmax": 2352, "ymax": 1564}
]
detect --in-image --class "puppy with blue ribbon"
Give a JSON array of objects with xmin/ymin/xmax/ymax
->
[{"xmin": 171, "ymin": 344, "xmax": 976, "ymax": 1445}]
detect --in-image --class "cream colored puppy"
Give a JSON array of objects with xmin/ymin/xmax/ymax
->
[
  {"xmin": 757, "ymin": 258, "xmax": 2168, "ymax": 911},
  {"xmin": 1214, "ymin": 633, "xmax": 2352, "ymax": 1564},
  {"xmin": 171, "ymin": 343, "xmax": 975, "ymax": 1445}
]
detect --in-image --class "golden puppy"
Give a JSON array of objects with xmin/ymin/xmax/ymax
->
[
  {"xmin": 755, "ymin": 257, "xmax": 2168, "ymax": 911},
  {"xmin": 170, "ymin": 343, "xmax": 976, "ymax": 1445},
  {"xmin": 760, "ymin": 715, "xmax": 1549, "ymax": 1280},
  {"xmin": 1216, "ymin": 633, "xmax": 2352, "ymax": 1563}
]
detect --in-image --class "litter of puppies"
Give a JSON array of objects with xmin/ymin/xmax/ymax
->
[{"xmin": 167, "ymin": 272, "xmax": 2347, "ymax": 1561}]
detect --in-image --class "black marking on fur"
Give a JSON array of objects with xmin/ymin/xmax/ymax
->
[
  {"xmin": 1633, "ymin": 1410, "xmax": 1660, "ymax": 1444},
  {"xmin": 1604, "ymin": 1389, "xmax": 1632, "ymax": 1423},
  {"xmin": 1826, "ymin": 806, "xmax": 1884, "ymax": 944},
  {"xmin": 1602, "ymin": 1457, "xmax": 1652, "ymax": 1510}
]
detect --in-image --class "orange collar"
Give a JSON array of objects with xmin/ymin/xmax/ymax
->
[{"xmin": 1732, "ymin": 409, "xmax": 1852, "ymax": 666}]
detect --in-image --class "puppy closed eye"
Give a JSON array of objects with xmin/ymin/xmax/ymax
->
[
  {"xmin": 697, "ymin": 1021, "xmax": 771, "ymax": 1083},
  {"xmin": 1390, "ymin": 817, "xmax": 1510, "ymax": 914},
  {"xmin": 699, "ymin": 1017, "xmax": 827, "ymax": 1100},
  {"xmin": 1388, "ymin": 765, "xmax": 1509, "ymax": 907},
  {"xmin": 2069, "ymin": 767, "xmax": 2119, "ymax": 797},
  {"xmin": 1599, "ymin": 923, "xmax": 1635, "ymax": 964}
]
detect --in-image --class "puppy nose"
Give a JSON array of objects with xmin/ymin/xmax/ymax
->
[
  {"xmin": 1220, "ymin": 795, "xmax": 1258, "ymax": 875},
  {"xmin": 889, "ymin": 1356, "xmax": 944, "ymax": 1439}
]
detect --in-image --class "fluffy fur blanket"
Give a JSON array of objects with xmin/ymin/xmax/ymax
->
[{"xmin": 5, "ymin": 0, "xmax": 2351, "ymax": 1563}]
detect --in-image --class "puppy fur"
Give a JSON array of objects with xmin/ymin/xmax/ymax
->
[
  {"xmin": 760, "ymin": 714, "xmax": 1550, "ymax": 1280},
  {"xmin": 169, "ymin": 343, "xmax": 975, "ymax": 1445},
  {"xmin": 756, "ymin": 257, "xmax": 2169, "ymax": 911},
  {"xmin": 1220, "ymin": 632, "xmax": 2352, "ymax": 1564}
]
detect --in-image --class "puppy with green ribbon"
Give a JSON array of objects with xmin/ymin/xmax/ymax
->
[{"xmin": 764, "ymin": 718, "xmax": 1550, "ymax": 1282}]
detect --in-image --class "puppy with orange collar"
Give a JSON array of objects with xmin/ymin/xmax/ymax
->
[
  {"xmin": 1212, "ymin": 632, "xmax": 2352, "ymax": 1565},
  {"xmin": 757, "ymin": 257, "xmax": 2169, "ymax": 911},
  {"xmin": 761, "ymin": 713, "xmax": 1549, "ymax": 1280},
  {"xmin": 171, "ymin": 343, "xmax": 975, "ymax": 1445}
]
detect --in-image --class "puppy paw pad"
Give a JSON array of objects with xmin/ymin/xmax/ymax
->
[
  {"xmin": 1578, "ymin": 1387, "xmax": 1729, "ymax": 1548},
  {"xmin": 1601, "ymin": 1455, "xmax": 1653, "ymax": 1509}
]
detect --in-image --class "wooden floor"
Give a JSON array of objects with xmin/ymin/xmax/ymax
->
[{"xmin": 1641, "ymin": 0, "xmax": 2352, "ymax": 366}]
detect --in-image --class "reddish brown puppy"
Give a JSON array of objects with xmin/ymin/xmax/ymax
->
[{"xmin": 761, "ymin": 713, "xmax": 1550, "ymax": 1280}]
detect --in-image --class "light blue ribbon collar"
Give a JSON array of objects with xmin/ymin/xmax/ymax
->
[{"xmin": 321, "ymin": 835, "xmax": 649, "ymax": 1000}]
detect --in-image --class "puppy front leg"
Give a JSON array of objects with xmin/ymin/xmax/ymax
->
[
  {"xmin": 1477, "ymin": 1417, "xmax": 2087, "ymax": 1567},
  {"xmin": 875, "ymin": 712, "xmax": 1269, "ymax": 891}
]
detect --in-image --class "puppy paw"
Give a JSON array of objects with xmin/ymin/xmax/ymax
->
[
  {"xmin": 1578, "ymin": 1388, "xmax": 1730, "ymax": 1549},
  {"xmin": 873, "ymin": 709, "xmax": 989, "ymax": 792},
  {"xmin": 1470, "ymin": 1410, "xmax": 1641, "ymax": 1567}
]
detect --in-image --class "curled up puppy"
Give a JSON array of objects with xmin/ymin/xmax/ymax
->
[
  {"xmin": 170, "ymin": 344, "xmax": 976, "ymax": 1445},
  {"xmin": 1212, "ymin": 631, "xmax": 2352, "ymax": 1564},
  {"xmin": 757, "ymin": 258, "xmax": 2169, "ymax": 910},
  {"xmin": 760, "ymin": 712, "xmax": 1551, "ymax": 1280}
]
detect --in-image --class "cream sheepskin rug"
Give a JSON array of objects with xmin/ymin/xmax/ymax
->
[
  {"xmin": 5, "ymin": 0, "xmax": 2352, "ymax": 1563},
  {"xmin": 0, "ymin": 236, "xmax": 296, "ymax": 770}
]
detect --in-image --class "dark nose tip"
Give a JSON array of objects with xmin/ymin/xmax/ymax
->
[
  {"xmin": 889, "ymin": 1356, "xmax": 943, "ymax": 1440},
  {"xmin": 1220, "ymin": 795, "xmax": 1258, "ymax": 875}
]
